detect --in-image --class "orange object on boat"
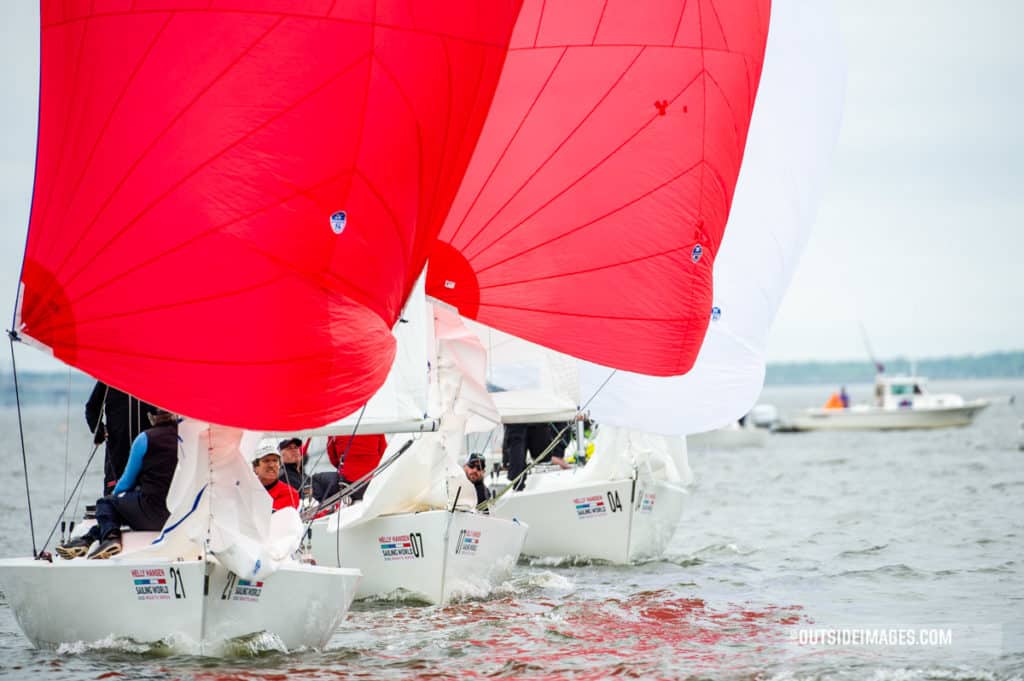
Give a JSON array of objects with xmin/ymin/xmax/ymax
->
[{"xmin": 824, "ymin": 393, "xmax": 844, "ymax": 409}]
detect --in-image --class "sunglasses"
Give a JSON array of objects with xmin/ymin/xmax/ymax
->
[{"xmin": 467, "ymin": 461, "xmax": 485, "ymax": 471}]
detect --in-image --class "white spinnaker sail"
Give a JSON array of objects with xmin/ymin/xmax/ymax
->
[
  {"xmin": 283, "ymin": 275, "xmax": 435, "ymax": 437},
  {"xmin": 580, "ymin": 0, "xmax": 846, "ymax": 436}
]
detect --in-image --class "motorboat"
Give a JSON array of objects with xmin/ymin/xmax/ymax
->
[{"xmin": 784, "ymin": 375, "xmax": 989, "ymax": 431}]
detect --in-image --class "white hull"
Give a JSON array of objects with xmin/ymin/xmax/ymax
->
[
  {"xmin": 311, "ymin": 510, "xmax": 527, "ymax": 604},
  {"xmin": 491, "ymin": 476, "xmax": 685, "ymax": 564},
  {"xmin": 688, "ymin": 426, "xmax": 769, "ymax": 449},
  {"xmin": 0, "ymin": 557, "xmax": 359, "ymax": 653},
  {"xmin": 786, "ymin": 400, "xmax": 989, "ymax": 431}
]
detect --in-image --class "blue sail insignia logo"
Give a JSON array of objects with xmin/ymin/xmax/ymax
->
[
  {"xmin": 330, "ymin": 211, "xmax": 347, "ymax": 234},
  {"xmin": 691, "ymin": 244, "xmax": 703, "ymax": 263}
]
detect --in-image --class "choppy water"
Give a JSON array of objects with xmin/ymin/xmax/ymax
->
[{"xmin": 1, "ymin": 379, "xmax": 1022, "ymax": 680}]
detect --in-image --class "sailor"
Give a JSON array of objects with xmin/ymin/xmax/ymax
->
[
  {"xmin": 84, "ymin": 381, "xmax": 160, "ymax": 496},
  {"xmin": 56, "ymin": 408, "xmax": 179, "ymax": 560},
  {"xmin": 840, "ymin": 386, "xmax": 850, "ymax": 408},
  {"xmin": 326, "ymin": 433, "xmax": 387, "ymax": 502},
  {"xmin": 253, "ymin": 443, "xmax": 299, "ymax": 511},
  {"xmin": 463, "ymin": 452, "xmax": 492, "ymax": 508},
  {"xmin": 277, "ymin": 437, "xmax": 308, "ymax": 493},
  {"xmin": 502, "ymin": 422, "xmax": 571, "ymax": 491}
]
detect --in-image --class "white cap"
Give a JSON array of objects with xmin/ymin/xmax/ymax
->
[{"xmin": 252, "ymin": 442, "xmax": 280, "ymax": 463}]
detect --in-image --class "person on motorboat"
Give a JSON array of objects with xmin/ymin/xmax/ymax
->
[
  {"xmin": 463, "ymin": 452, "xmax": 492, "ymax": 508},
  {"xmin": 502, "ymin": 422, "xmax": 572, "ymax": 491},
  {"xmin": 253, "ymin": 443, "xmax": 299, "ymax": 511},
  {"xmin": 56, "ymin": 408, "xmax": 179, "ymax": 560},
  {"xmin": 84, "ymin": 381, "xmax": 160, "ymax": 496}
]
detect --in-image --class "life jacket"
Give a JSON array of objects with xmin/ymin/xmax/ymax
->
[{"xmin": 137, "ymin": 422, "xmax": 179, "ymax": 500}]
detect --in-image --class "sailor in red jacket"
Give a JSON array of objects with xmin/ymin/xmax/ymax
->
[
  {"xmin": 252, "ymin": 443, "xmax": 299, "ymax": 511},
  {"xmin": 326, "ymin": 434, "xmax": 387, "ymax": 501}
]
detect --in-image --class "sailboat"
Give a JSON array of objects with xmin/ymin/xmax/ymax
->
[
  {"xmin": 291, "ymin": 285, "xmax": 527, "ymax": 604},
  {"xmin": 465, "ymin": 324, "xmax": 692, "ymax": 563},
  {"xmin": 425, "ymin": 0, "xmax": 847, "ymax": 563},
  {"xmin": 0, "ymin": 1, "xmax": 524, "ymax": 652}
]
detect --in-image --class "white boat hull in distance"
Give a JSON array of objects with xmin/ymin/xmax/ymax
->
[
  {"xmin": 0, "ymin": 557, "xmax": 359, "ymax": 653},
  {"xmin": 311, "ymin": 510, "xmax": 527, "ymax": 604},
  {"xmin": 490, "ymin": 477, "xmax": 686, "ymax": 564},
  {"xmin": 786, "ymin": 400, "xmax": 990, "ymax": 431}
]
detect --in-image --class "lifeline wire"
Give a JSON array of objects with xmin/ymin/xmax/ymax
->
[{"xmin": 8, "ymin": 333, "xmax": 37, "ymax": 556}]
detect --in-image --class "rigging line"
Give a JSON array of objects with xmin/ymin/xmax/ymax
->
[
  {"xmin": 39, "ymin": 444, "xmax": 102, "ymax": 554},
  {"xmin": 76, "ymin": 384, "xmax": 108, "ymax": 522},
  {"xmin": 582, "ymin": 368, "xmax": 618, "ymax": 411},
  {"xmin": 8, "ymin": 334, "xmax": 37, "ymax": 556},
  {"xmin": 858, "ymin": 320, "xmax": 883, "ymax": 373},
  {"xmin": 62, "ymin": 369, "xmax": 71, "ymax": 522}
]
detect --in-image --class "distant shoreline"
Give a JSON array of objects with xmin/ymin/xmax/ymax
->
[
  {"xmin": 765, "ymin": 350, "xmax": 1024, "ymax": 385},
  {"xmin": 2, "ymin": 350, "xmax": 1022, "ymax": 405}
]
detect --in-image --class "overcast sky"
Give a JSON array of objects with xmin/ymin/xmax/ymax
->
[{"xmin": 1, "ymin": 1, "xmax": 1021, "ymax": 372}]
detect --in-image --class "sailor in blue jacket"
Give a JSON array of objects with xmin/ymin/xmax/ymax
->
[{"xmin": 56, "ymin": 409, "xmax": 179, "ymax": 560}]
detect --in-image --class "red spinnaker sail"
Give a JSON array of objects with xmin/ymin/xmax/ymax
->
[
  {"xmin": 19, "ymin": 1, "xmax": 521, "ymax": 429},
  {"xmin": 428, "ymin": 0, "xmax": 770, "ymax": 376}
]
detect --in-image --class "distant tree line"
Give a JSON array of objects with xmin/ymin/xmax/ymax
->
[
  {"xmin": 0, "ymin": 370, "xmax": 95, "ymax": 407},
  {"xmin": 766, "ymin": 351, "xmax": 1024, "ymax": 385},
  {"xmin": 3, "ymin": 351, "xmax": 1024, "ymax": 404}
]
